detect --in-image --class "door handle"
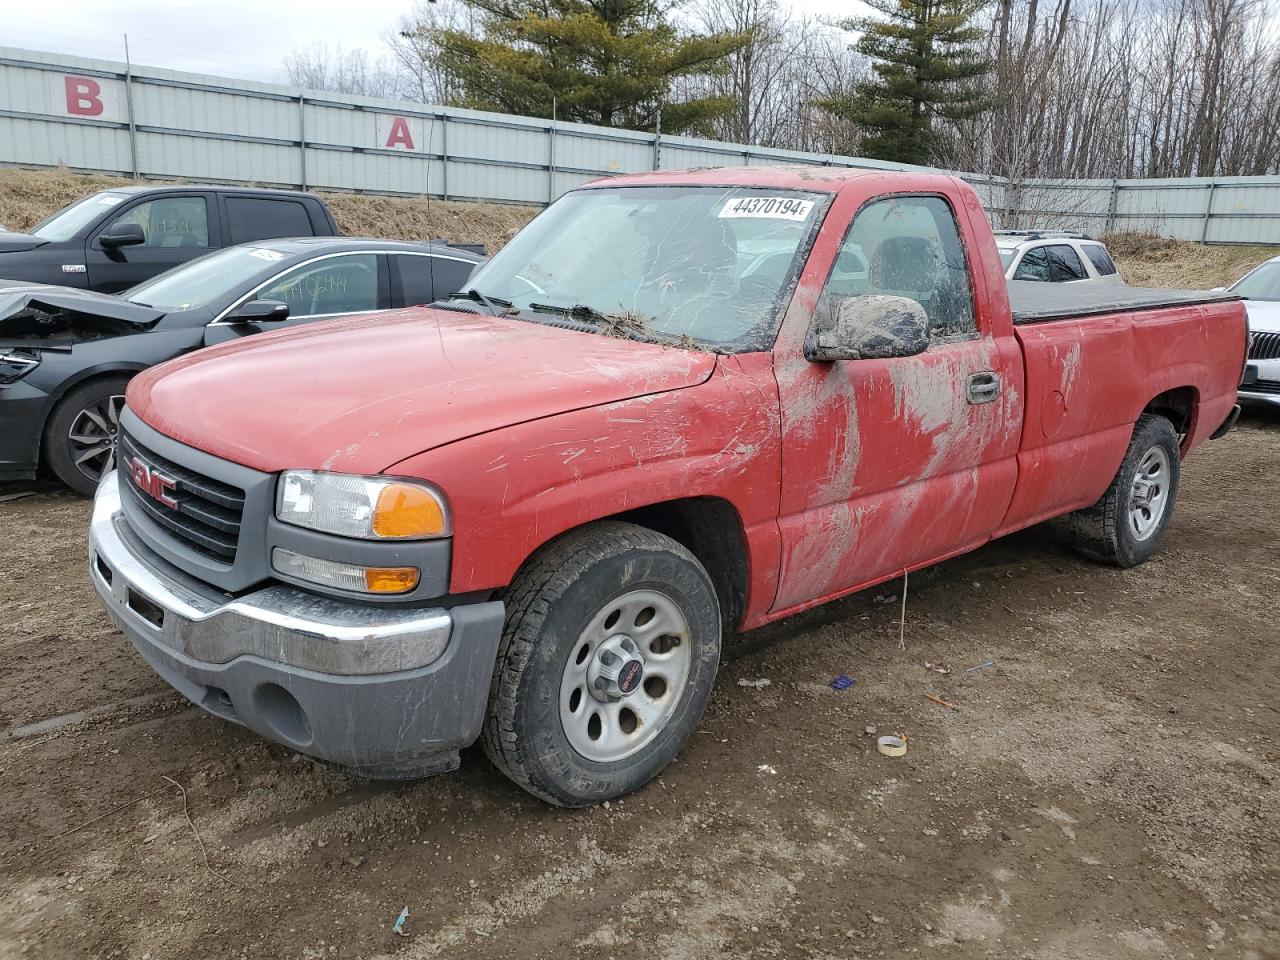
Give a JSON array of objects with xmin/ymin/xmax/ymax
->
[{"xmin": 966, "ymin": 371, "xmax": 1001, "ymax": 404}]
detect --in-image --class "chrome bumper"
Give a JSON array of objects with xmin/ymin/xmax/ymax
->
[
  {"xmin": 89, "ymin": 471, "xmax": 452, "ymax": 676},
  {"xmin": 89, "ymin": 471, "xmax": 506, "ymax": 776}
]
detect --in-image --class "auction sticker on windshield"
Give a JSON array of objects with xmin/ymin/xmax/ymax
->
[{"xmin": 719, "ymin": 196, "xmax": 814, "ymax": 221}]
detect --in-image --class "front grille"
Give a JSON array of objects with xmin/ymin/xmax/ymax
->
[
  {"xmin": 1244, "ymin": 378, "xmax": 1280, "ymax": 395},
  {"xmin": 1250, "ymin": 330, "xmax": 1280, "ymax": 360},
  {"xmin": 117, "ymin": 430, "xmax": 245, "ymax": 563}
]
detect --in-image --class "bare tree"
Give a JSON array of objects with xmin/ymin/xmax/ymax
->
[{"xmin": 282, "ymin": 42, "xmax": 405, "ymax": 99}]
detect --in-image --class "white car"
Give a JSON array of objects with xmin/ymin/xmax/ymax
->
[
  {"xmin": 995, "ymin": 231, "xmax": 1123, "ymax": 286},
  {"xmin": 1226, "ymin": 257, "xmax": 1280, "ymax": 407}
]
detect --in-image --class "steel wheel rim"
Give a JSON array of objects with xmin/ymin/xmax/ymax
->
[
  {"xmin": 559, "ymin": 588, "xmax": 693, "ymax": 763},
  {"xmin": 1128, "ymin": 445, "xmax": 1171, "ymax": 541},
  {"xmin": 67, "ymin": 394, "xmax": 125, "ymax": 485}
]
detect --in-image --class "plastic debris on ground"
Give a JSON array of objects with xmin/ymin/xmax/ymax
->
[
  {"xmin": 830, "ymin": 674, "xmax": 856, "ymax": 691},
  {"xmin": 737, "ymin": 678, "xmax": 771, "ymax": 689},
  {"xmin": 757, "ymin": 764, "xmax": 778, "ymax": 775},
  {"xmin": 965, "ymin": 659, "xmax": 995, "ymax": 673},
  {"xmin": 393, "ymin": 907, "xmax": 409, "ymax": 937},
  {"xmin": 877, "ymin": 735, "xmax": 908, "ymax": 757}
]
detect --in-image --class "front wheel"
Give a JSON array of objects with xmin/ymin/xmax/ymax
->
[
  {"xmin": 1070, "ymin": 413, "xmax": 1181, "ymax": 567},
  {"xmin": 481, "ymin": 521, "xmax": 721, "ymax": 807},
  {"xmin": 44, "ymin": 375, "xmax": 132, "ymax": 497}
]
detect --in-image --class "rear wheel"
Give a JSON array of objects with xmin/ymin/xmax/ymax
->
[
  {"xmin": 44, "ymin": 375, "xmax": 131, "ymax": 497},
  {"xmin": 482, "ymin": 521, "xmax": 721, "ymax": 807},
  {"xmin": 1070, "ymin": 413, "xmax": 1181, "ymax": 567}
]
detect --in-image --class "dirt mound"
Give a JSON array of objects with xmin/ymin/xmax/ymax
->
[
  {"xmin": 1101, "ymin": 230, "xmax": 1274, "ymax": 288},
  {"xmin": 0, "ymin": 166, "xmax": 537, "ymax": 255}
]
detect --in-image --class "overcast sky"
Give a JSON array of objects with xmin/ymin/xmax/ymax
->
[{"xmin": 0, "ymin": 2, "xmax": 854, "ymax": 87}]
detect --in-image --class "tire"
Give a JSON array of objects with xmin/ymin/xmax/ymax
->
[
  {"xmin": 481, "ymin": 521, "xmax": 721, "ymax": 807},
  {"xmin": 44, "ymin": 375, "xmax": 132, "ymax": 497},
  {"xmin": 1069, "ymin": 413, "xmax": 1181, "ymax": 567}
]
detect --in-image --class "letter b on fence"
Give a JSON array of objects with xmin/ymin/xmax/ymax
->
[{"xmin": 53, "ymin": 74, "xmax": 124, "ymax": 122}]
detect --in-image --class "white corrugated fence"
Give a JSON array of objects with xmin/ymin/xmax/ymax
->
[{"xmin": 2, "ymin": 45, "xmax": 1278, "ymax": 245}]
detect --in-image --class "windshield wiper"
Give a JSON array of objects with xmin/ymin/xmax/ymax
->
[
  {"xmin": 448, "ymin": 288, "xmax": 512, "ymax": 313},
  {"xmin": 528, "ymin": 302, "xmax": 612, "ymax": 324}
]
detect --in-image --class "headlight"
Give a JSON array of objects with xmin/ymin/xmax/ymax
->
[
  {"xmin": 275, "ymin": 471, "xmax": 450, "ymax": 540},
  {"xmin": 0, "ymin": 350, "xmax": 40, "ymax": 384}
]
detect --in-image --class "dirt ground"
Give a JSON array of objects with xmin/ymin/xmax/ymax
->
[{"xmin": 1, "ymin": 407, "xmax": 1277, "ymax": 959}]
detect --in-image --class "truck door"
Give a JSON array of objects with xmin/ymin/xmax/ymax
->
[
  {"xmin": 770, "ymin": 191, "xmax": 1024, "ymax": 613},
  {"xmin": 85, "ymin": 194, "xmax": 215, "ymax": 293}
]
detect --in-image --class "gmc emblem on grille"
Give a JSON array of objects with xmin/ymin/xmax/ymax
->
[{"xmin": 128, "ymin": 456, "xmax": 178, "ymax": 508}]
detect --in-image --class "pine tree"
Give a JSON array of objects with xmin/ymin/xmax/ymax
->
[
  {"xmin": 420, "ymin": 1, "xmax": 751, "ymax": 134},
  {"xmin": 824, "ymin": 0, "xmax": 991, "ymax": 166}
]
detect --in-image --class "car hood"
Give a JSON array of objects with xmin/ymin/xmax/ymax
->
[
  {"xmin": 0, "ymin": 283, "xmax": 165, "ymax": 350},
  {"xmin": 0, "ymin": 232, "xmax": 48, "ymax": 253},
  {"xmin": 1244, "ymin": 299, "xmax": 1280, "ymax": 334},
  {"xmin": 127, "ymin": 306, "xmax": 718, "ymax": 474}
]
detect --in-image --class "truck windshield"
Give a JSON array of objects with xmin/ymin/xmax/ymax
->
[
  {"xmin": 30, "ymin": 192, "xmax": 130, "ymax": 242},
  {"xmin": 1231, "ymin": 261, "xmax": 1280, "ymax": 300},
  {"xmin": 124, "ymin": 246, "xmax": 284, "ymax": 311},
  {"xmin": 461, "ymin": 186, "xmax": 825, "ymax": 350}
]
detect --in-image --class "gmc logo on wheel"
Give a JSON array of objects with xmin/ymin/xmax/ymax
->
[{"xmin": 128, "ymin": 456, "xmax": 179, "ymax": 508}]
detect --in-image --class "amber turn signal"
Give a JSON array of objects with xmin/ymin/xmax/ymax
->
[
  {"xmin": 363, "ymin": 566, "xmax": 421, "ymax": 594},
  {"xmin": 372, "ymin": 483, "xmax": 448, "ymax": 539}
]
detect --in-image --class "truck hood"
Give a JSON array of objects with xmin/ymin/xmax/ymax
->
[
  {"xmin": 0, "ymin": 283, "xmax": 164, "ymax": 351},
  {"xmin": 0, "ymin": 232, "xmax": 49, "ymax": 253},
  {"xmin": 1243, "ymin": 299, "xmax": 1280, "ymax": 334},
  {"xmin": 127, "ymin": 306, "xmax": 718, "ymax": 474}
]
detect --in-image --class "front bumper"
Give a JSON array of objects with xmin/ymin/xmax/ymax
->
[
  {"xmin": 0, "ymin": 379, "xmax": 51, "ymax": 480},
  {"xmin": 89, "ymin": 472, "xmax": 505, "ymax": 777},
  {"xmin": 1240, "ymin": 360, "xmax": 1280, "ymax": 407}
]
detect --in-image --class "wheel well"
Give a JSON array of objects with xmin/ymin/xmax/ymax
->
[
  {"xmin": 39, "ymin": 369, "xmax": 136, "ymax": 467},
  {"xmin": 1144, "ymin": 386, "xmax": 1197, "ymax": 447},
  {"xmin": 609, "ymin": 497, "xmax": 750, "ymax": 634}
]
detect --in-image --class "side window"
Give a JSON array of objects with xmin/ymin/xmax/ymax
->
[
  {"xmin": 1045, "ymin": 244, "xmax": 1087, "ymax": 282},
  {"xmin": 112, "ymin": 197, "xmax": 209, "ymax": 248},
  {"xmin": 396, "ymin": 255, "xmax": 436, "ymax": 306},
  {"xmin": 824, "ymin": 195, "xmax": 976, "ymax": 340},
  {"xmin": 226, "ymin": 198, "xmax": 314, "ymax": 245},
  {"xmin": 1082, "ymin": 244, "xmax": 1118, "ymax": 276},
  {"xmin": 257, "ymin": 254, "xmax": 379, "ymax": 317},
  {"xmin": 1013, "ymin": 246, "xmax": 1050, "ymax": 281},
  {"xmin": 432, "ymin": 257, "xmax": 477, "ymax": 300}
]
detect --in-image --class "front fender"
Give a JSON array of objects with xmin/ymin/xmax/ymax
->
[{"xmin": 387, "ymin": 354, "xmax": 784, "ymax": 619}]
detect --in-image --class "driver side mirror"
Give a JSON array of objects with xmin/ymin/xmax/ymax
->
[
  {"xmin": 99, "ymin": 222, "xmax": 146, "ymax": 249},
  {"xmin": 226, "ymin": 299, "xmax": 290, "ymax": 323},
  {"xmin": 805, "ymin": 294, "xmax": 930, "ymax": 362}
]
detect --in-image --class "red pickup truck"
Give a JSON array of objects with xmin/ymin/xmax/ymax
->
[{"xmin": 89, "ymin": 168, "xmax": 1247, "ymax": 807}]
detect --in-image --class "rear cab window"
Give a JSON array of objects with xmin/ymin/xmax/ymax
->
[{"xmin": 225, "ymin": 197, "xmax": 316, "ymax": 245}]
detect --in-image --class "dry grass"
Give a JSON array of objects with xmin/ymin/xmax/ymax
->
[
  {"xmin": 1103, "ymin": 231, "xmax": 1275, "ymax": 288},
  {"xmin": 2, "ymin": 166, "xmax": 1274, "ymax": 286}
]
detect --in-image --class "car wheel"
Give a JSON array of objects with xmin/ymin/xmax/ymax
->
[
  {"xmin": 481, "ymin": 521, "xmax": 721, "ymax": 807},
  {"xmin": 44, "ymin": 375, "xmax": 132, "ymax": 497},
  {"xmin": 1070, "ymin": 413, "xmax": 1181, "ymax": 567}
]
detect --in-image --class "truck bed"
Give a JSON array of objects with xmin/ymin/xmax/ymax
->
[{"xmin": 1008, "ymin": 280, "xmax": 1239, "ymax": 324}]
